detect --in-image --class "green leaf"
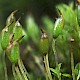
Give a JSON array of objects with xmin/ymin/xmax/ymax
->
[
  {"xmin": 42, "ymin": 16, "xmax": 54, "ymax": 35},
  {"xmin": 50, "ymin": 68, "xmax": 58, "ymax": 75},
  {"xmin": 22, "ymin": 29, "xmax": 29, "ymax": 43},
  {"xmin": 77, "ymin": 2, "xmax": 80, "ymax": 26},
  {"xmin": 50, "ymin": 63, "xmax": 62, "ymax": 79},
  {"xmin": 77, "ymin": 70, "xmax": 80, "ymax": 80},
  {"xmin": 56, "ymin": 63, "xmax": 62, "ymax": 71},
  {"xmin": 62, "ymin": 73, "xmax": 72, "ymax": 78},
  {"xmin": 42, "ymin": 16, "xmax": 54, "ymax": 43},
  {"xmin": 75, "ymin": 63, "xmax": 80, "ymax": 75}
]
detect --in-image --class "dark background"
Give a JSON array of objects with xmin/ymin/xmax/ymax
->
[{"xmin": 0, "ymin": 0, "xmax": 74, "ymax": 29}]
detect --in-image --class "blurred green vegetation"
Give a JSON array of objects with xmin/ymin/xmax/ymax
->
[
  {"xmin": 0, "ymin": 0, "xmax": 73, "ymax": 29},
  {"xmin": 0, "ymin": 0, "xmax": 80, "ymax": 80}
]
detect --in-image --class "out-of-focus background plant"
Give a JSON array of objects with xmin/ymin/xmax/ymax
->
[{"xmin": 0, "ymin": 0, "xmax": 80, "ymax": 80}]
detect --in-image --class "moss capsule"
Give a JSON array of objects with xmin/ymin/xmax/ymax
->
[
  {"xmin": 13, "ymin": 21, "xmax": 23, "ymax": 43},
  {"xmin": 53, "ymin": 10, "xmax": 64, "ymax": 39},
  {"xmin": 6, "ymin": 10, "xmax": 17, "ymax": 33},
  {"xmin": 5, "ymin": 35, "xmax": 24, "ymax": 63},
  {"xmin": 1, "ymin": 29, "xmax": 10, "ymax": 50},
  {"xmin": 39, "ymin": 31, "xmax": 49, "ymax": 55},
  {"xmin": 6, "ymin": 43, "xmax": 19, "ymax": 63}
]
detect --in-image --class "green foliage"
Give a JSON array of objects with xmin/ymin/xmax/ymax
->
[
  {"xmin": 75, "ymin": 63, "xmax": 80, "ymax": 80},
  {"xmin": 42, "ymin": 16, "xmax": 54, "ymax": 42},
  {"xmin": 26, "ymin": 15, "xmax": 40, "ymax": 44},
  {"xmin": 62, "ymin": 73, "xmax": 71, "ymax": 78},
  {"xmin": 57, "ymin": 3, "xmax": 77, "ymax": 28},
  {"xmin": 77, "ymin": 2, "xmax": 80, "ymax": 26},
  {"xmin": 0, "ymin": 1, "xmax": 80, "ymax": 80},
  {"xmin": 50, "ymin": 63, "xmax": 62, "ymax": 79},
  {"xmin": 50, "ymin": 63, "xmax": 71, "ymax": 79},
  {"xmin": 56, "ymin": 2, "xmax": 80, "ymax": 63}
]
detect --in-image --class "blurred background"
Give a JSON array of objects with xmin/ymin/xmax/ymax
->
[
  {"xmin": 0, "ymin": 0, "xmax": 74, "ymax": 29},
  {"xmin": 0, "ymin": 0, "xmax": 79, "ymax": 80}
]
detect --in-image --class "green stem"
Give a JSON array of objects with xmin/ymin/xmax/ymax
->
[
  {"xmin": 70, "ymin": 39, "xmax": 75, "ymax": 80},
  {"xmin": 45, "ymin": 74, "xmax": 48, "ymax": 80},
  {"xmin": 52, "ymin": 39, "xmax": 61, "ymax": 80},
  {"xmin": 52, "ymin": 39, "xmax": 58, "ymax": 67},
  {"xmin": 44, "ymin": 53, "xmax": 52, "ymax": 80},
  {"xmin": 3, "ymin": 51, "xmax": 8, "ymax": 80}
]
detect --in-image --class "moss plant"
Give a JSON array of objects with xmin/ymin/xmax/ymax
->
[
  {"xmin": 44, "ymin": 53, "xmax": 52, "ymax": 80},
  {"xmin": 1, "ymin": 11, "xmax": 29, "ymax": 80},
  {"xmin": 52, "ymin": 9, "xmax": 64, "ymax": 80},
  {"xmin": 70, "ymin": 38, "xmax": 75, "ymax": 80}
]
